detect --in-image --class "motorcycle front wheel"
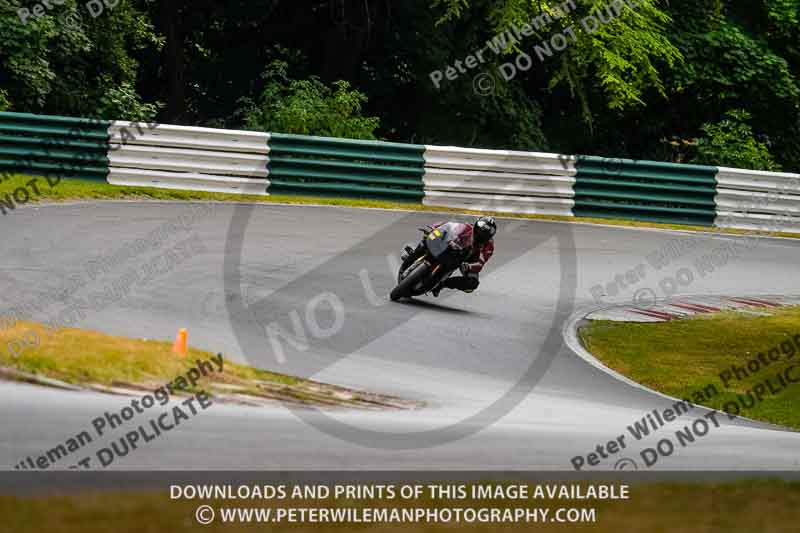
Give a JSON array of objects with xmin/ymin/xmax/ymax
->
[{"xmin": 390, "ymin": 263, "xmax": 431, "ymax": 301}]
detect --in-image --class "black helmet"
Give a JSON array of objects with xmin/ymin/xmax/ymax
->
[{"xmin": 474, "ymin": 216, "xmax": 497, "ymax": 244}]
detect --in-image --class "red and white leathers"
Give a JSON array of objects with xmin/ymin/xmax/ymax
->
[{"xmin": 430, "ymin": 222, "xmax": 494, "ymax": 292}]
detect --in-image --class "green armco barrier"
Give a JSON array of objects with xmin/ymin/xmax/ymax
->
[
  {"xmin": 0, "ymin": 133, "xmax": 108, "ymax": 151},
  {"xmin": 574, "ymin": 156, "xmax": 718, "ymax": 226},
  {"xmin": 268, "ymin": 132, "xmax": 425, "ymax": 201},
  {"xmin": 0, "ymin": 111, "xmax": 111, "ymax": 127},
  {"xmin": 269, "ymin": 143, "xmax": 423, "ymax": 164},
  {"xmin": 0, "ymin": 121, "xmax": 109, "ymax": 140},
  {"xmin": 268, "ymin": 179, "xmax": 424, "ymax": 200},
  {"xmin": 0, "ymin": 111, "xmax": 111, "ymax": 181},
  {"xmin": 269, "ymin": 156, "xmax": 423, "ymax": 178},
  {"xmin": 270, "ymin": 132, "xmax": 425, "ymax": 153}
]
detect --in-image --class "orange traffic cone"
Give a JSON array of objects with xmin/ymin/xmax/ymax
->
[{"xmin": 172, "ymin": 328, "xmax": 188, "ymax": 357}]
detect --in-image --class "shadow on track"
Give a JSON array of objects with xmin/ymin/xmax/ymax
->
[{"xmin": 395, "ymin": 297, "xmax": 476, "ymax": 315}]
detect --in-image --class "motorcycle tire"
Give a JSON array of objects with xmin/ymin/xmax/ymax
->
[{"xmin": 390, "ymin": 263, "xmax": 431, "ymax": 302}]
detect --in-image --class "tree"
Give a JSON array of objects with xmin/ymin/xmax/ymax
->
[
  {"xmin": 660, "ymin": 0, "xmax": 799, "ymax": 167},
  {"xmin": 695, "ymin": 109, "xmax": 781, "ymax": 171},
  {"xmin": 0, "ymin": 0, "xmax": 162, "ymax": 119},
  {"xmin": 241, "ymin": 60, "xmax": 380, "ymax": 139},
  {"xmin": 431, "ymin": 0, "xmax": 682, "ymax": 120}
]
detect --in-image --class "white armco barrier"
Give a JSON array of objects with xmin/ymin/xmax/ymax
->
[
  {"xmin": 424, "ymin": 168, "xmax": 575, "ymax": 197},
  {"xmin": 714, "ymin": 166, "xmax": 800, "ymax": 232},
  {"xmin": 715, "ymin": 167, "xmax": 800, "ymax": 194},
  {"xmin": 424, "ymin": 190, "xmax": 574, "ymax": 216},
  {"xmin": 109, "ymin": 122, "xmax": 269, "ymax": 153},
  {"xmin": 424, "ymin": 146, "xmax": 577, "ymax": 175},
  {"xmin": 422, "ymin": 146, "xmax": 576, "ymax": 215},
  {"xmin": 107, "ymin": 168, "xmax": 270, "ymax": 195},
  {"xmin": 716, "ymin": 188, "xmax": 800, "ymax": 216},
  {"xmin": 107, "ymin": 122, "xmax": 270, "ymax": 195},
  {"xmin": 716, "ymin": 211, "xmax": 800, "ymax": 234}
]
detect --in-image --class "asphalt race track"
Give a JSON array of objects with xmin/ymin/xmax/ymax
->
[{"xmin": 1, "ymin": 201, "xmax": 799, "ymax": 470}]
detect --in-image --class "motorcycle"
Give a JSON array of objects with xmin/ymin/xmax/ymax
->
[{"xmin": 389, "ymin": 222, "xmax": 473, "ymax": 301}]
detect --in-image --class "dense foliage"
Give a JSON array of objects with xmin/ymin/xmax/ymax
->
[
  {"xmin": 0, "ymin": 0, "xmax": 798, "ymax": 169},
  {"xmin": 240, "ymin": 60, "xmax": 381, "ymax": 139},
  {"xmin": 695, "ymin": 110, "xmax": 782, "ymax": 171}
]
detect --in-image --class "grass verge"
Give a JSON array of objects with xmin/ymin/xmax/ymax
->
[
  {"xmin": 0, "ymin": 321, "xmax": 413, "ymax": 409},
  {"xmin": 1, "ymin": 480, "xmax": 799, "ymax": 532},
  {"xmin": 579, "ymin": 307, "xmax": 800, "ymax": 430},
  {"xmin": 4, "ymin": 174, "xmax": 800, "ymax": 239}
]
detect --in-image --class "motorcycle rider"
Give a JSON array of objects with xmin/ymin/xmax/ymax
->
[{"xmin": 399, "ymin": 216, "xmax": 497, "ymax": 297}]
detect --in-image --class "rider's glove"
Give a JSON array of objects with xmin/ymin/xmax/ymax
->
[{"xmin": 460, "ymin": 262, "xmax": 471, "ymax": 275}]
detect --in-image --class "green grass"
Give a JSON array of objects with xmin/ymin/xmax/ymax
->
[
  {"xmin": 1, "ymin": 480, "xmax": 799, "ymax": 532},
  {"xmin": 0, "ymin": 321, "xmax": 405, "ymax": 408},
  {"xmin": 580, "ymin": 307, "xmax": 800, "ymax": 430},
  {"xmin": 0, "ymin": 321, "xmax": 292, "ymax": 389},
  {"xmin": 3, "ymin": 173, "xmax": 800, "ymax": 239}
]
